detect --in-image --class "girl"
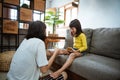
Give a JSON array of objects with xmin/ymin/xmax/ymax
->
[{"xmin": 50, "ymin": 19, "xmax": 88, "ymax": 78}]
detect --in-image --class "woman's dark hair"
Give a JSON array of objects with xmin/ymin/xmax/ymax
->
[
  {"xmin": 69, "ymin": 19, "xmax": 83, "ymax": 37},
  {"xmin": 25, "ymin": 21, "xmax": 46, "ymax": 41}
]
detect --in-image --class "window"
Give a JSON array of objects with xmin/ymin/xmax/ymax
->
[
  {"xmin": 3, "ymin": 5, "xmax": 18, "ymax": 20},
  {"xmin": 55, "ymin": 2, "xmax": 78, "ymax": 48},
  {"xmin": 20, "ymin": 0, "xmax": 30, "ymax": 8},
  {"xmin": 56, "ymin": 2, "xmax": 78, "ymax": 34},
  {"xmin": 33, "ymin": 10, "xmax": 41, "ymax": 21},
  {"xmin": 58, "ymin": 7, "xmax": 64, "ymax": 28},
  {"xmin": 65, "ymin": 7, "xmax": 78, "ymax": 26},
  {"xmin": 19, "ymin": 23, "xmax": 29, "ymax": 29},
  {"xmin": 33, "ymin": 10, "xmax": 44, "ymax": 21},
  {"xmin": 58, "ymin": 2, "xmax": 78, "ymax": 28},
  {"xmin": 10, "ymin": 9, "xmax": 17, "ymax": 20}
]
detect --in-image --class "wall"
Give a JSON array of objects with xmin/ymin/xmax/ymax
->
[
  {"xmin": 46, "ymin": 0, "xmax": 73, "ymax": 9},
  {"xmin": 46, "ymin": 0, "xmax": 120, "ymax": 28},
  {"xmin": 78, "ymin": 0, "xmax": 120, "ymax": 28}
]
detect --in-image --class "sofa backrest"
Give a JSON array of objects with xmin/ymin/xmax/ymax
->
[
  {"xmin": 90, "ymin": 28, "xmax": 120, "ymax": 59},
  {"xmin": 64, "ymin": 29, "xmax": 73, "ymax": 49},
  {"xmin": 64, "ymin": 28, "xmax": 120, "ymax": 59},
  {"xmin": 83, "ymin": 28, "xmax": 93, "ymax": 52}
]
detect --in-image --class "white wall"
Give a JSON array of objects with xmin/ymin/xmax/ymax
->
[
  {"xmin": 78, "ymin": 0, "xmax": 120, "ymax": 28},
  {"xmin": 46, "ymin": 0, "xmax": 120, "ymax": 28},
  {"xmin": 48, "ymin": 0, "xmax": 73, "ymax": 8}
]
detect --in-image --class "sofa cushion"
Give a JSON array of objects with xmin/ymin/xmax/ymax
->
[
  {"xmin": 90, "ymin": 28, "xmax": 120, "ymax": 59},
  {"xmin": 55, "ymin": 54, "xmax": 120, "ymax": 80}
]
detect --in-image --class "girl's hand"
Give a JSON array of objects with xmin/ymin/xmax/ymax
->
[
  {"xmin": 73, "ymin": 49, "xmax": 80, "ymax": 53},
  {"xmin": 66, "ymin": 47, "xmax": 74, "ymax": 53},
  {"xmin": 62, "ymin": 49, "xmax": 70, "ymax": 55}
]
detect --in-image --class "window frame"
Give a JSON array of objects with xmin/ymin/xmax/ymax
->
[{"xmin": 58, "ymin": 2, "xmax": 79, "ymax": 28}]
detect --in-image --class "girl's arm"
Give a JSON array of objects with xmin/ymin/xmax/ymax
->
[{"xmin": 77, "ymin": 33, "xmax": 88, "ymax": 52}]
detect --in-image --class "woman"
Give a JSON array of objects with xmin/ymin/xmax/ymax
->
[{"xmin": 7, "ymin": 21, "xmax": 67, "ymax": 80}]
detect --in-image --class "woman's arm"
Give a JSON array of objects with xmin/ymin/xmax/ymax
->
[{"xmin": 40, "ymin": 49, "xmax": 59, "ymax": 73}]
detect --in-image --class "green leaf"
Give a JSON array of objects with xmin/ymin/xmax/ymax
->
[{"xmin": 45, "ymin": 10, "xmax": 65, "ymax": 33}]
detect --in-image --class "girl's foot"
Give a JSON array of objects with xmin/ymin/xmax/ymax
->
[{"xmin": 50, "ymin": 70, "xmax": 61, "ymax": 79}]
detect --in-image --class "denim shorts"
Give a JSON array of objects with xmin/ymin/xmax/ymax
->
[{"xmin": 73, "ymin": 48, "xmax": 86, "ymax": 56}]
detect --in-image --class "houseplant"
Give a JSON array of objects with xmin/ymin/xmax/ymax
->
[{"xmin": 45, "ymin": 10, "xmax": 64, "ymax": 34}]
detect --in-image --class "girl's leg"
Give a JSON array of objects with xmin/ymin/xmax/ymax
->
[
  {"xmin": 50, "ymin": 52, "xmax": 80, "ymax": 78},
  {"xmin": 47, "ymin": 49, "xmax": 69, "ymax": 56}
]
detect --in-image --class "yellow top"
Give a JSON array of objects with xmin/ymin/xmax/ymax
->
[{"xmin": 73, "ymin": 33, "xmax": 87, "ymax": 52}]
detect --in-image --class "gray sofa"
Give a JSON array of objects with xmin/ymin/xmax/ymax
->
[{"xmin": 53, "ymin": 28, "xmax": 120, "ymax": 80}]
